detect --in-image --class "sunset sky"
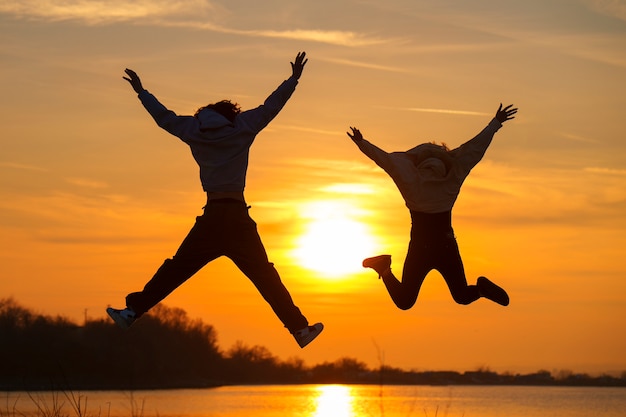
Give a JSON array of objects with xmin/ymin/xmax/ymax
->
[{"xmin": 1, "ymin": 0, "xmax": 625, "ymax": 376}]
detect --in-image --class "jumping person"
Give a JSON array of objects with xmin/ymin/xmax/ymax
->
[
  {"xmin": 107, "ymin": 52, "xmax": 323, "ymax": 348},
  {"xmin": 347, "ymin": 104, "xmax": 518, "ymax": 310}
]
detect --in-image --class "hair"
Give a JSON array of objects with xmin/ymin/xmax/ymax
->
[
  {"xmin": 409, "ymin": 141, "xmax": 453, "ymax": 173},
  {"xmin": 195, "ymin": 100, "xmax": 241, "ymax": 123},
  {"xmin": 430, "ymin": 141, "xmax": 450, "ymax": 152}
]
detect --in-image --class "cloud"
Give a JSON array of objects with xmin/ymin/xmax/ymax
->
[
  {"xmin": 236, "ymin": 28, "xmax": 386, "ymax": 47},
  {"xmin": 396, "ymin": 107, "xmax": 490, "ymax": 117},
  {"xmin": 0, "ymin": 162, "xmax": 48, "ymax": 171},
  {"xmin": 320, "ymin": 57, "xmax": 410, "ymax": 73},
  {"xmin": 65, "ymin": 177, "xmax": 109, "ymax": 189},
  {"xmin": 584, "ymin": 0, "xmax": 626, "ymax": 22},
  {"xmin": 558, "ymin": 132, "xmax": 600, "ymax": 144},
  {"xmin": 318, "ymin": 183, "xmax": 376, "ymax": 195},
  {"xmin": 584, "ymin": 167, "xmax": 626, "ymax": 176},
  {"xmin": 272, "ymin": 124, "xmax": 340, "ymax": 137},
  {"xmin": 0, "ymin": 0, "xmax": 386, "ymax": 47},
  {"xmin": 148, "ymin": 22, "xmax": 387, "ymax": 47},
  {"xmin": 0, "ymin": 0, "xmax": 214, "ymax": 23}
]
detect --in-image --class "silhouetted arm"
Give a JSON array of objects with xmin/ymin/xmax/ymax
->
[
  {"xmin": 124, "ymin": 69, "xmax": 197, "ymax": 138},
  {"xmin": 452, "ymin": 103, "xmax": 518, "ymax": 176},
  {"xmin": 237, "ymin": 52, "xmax": 308, "ymax": 132},
  {"xmin": 347, "ymin": 127, "xmax": 396, "ymax": 172}
]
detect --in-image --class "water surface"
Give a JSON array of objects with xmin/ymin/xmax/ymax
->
[{"xmin": 4, "ymin": 384, "xmax": 625, "ymax": 417}]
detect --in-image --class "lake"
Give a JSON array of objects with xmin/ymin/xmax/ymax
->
[{"xmin": 3, "ymin": 384, "xmax": 625, "ymax": 417}]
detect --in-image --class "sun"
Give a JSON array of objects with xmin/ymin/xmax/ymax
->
[{"xmin": 291, "ymin": 201, "xmax": 380, "ymax": 278}]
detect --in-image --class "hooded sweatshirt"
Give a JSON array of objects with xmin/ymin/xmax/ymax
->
[
  {"xmin": 354, "ymin": 118, "xmax": 503, "ymax": 213},
  {"xmin": 136, "ymin": 76, "xmax": 299, "ymax": 193}
]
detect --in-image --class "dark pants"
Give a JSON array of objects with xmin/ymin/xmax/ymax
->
[
  {"xmin": 126, "ymin": 199, "xmax": 309, "ymax": 333},
  {"xmin": 381, "ymin": 210, "xmax": 480, "ymax": 309}
]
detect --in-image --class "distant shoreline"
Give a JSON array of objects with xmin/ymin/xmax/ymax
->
[
  {"xmin": 4, "ymin": 372, "xmax": 626, "ymax": 392},
  {"xmin": 2, "ymin": 298, "xmax": 625, "ymax": 392}
]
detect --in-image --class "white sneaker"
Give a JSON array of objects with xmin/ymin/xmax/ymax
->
[
  {"xmin": 106, "ymin": 307, "xmax": 136, "ymax": 329},
  {"xmin": 293, "ymin": 323, "xmax": 324, "ymax": 348}
]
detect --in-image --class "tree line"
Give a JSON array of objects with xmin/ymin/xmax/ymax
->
[{"xmin": 1, "ymin": 298, "xmax": 624, "ymax": 390}]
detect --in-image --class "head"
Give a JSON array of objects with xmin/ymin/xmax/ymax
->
[
  {"xmin": 406, "ymin": 141, "xmax": 453, "ymax": 172},
  {"xmin": 195, "ymin": 100, "xmax": 241, "ymax": 123}
]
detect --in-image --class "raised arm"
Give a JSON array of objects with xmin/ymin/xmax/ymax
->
[
  {"xmin": 346, "ymin": 126, "xmax": 398, "ymax": 173},
  {"xmin": 236, "ymin": 52, "xmax": 308, "ymax": 132},
  {"xmin": 451, "ymin": 103, "xmax": 518, "ymax": 175}
]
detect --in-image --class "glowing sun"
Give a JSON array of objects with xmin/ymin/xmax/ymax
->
[{"xmin": 292, "ymin": 201, "xmax": 379, "ymax": 278}]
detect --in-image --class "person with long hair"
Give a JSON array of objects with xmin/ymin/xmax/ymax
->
[{"xmin": 347, "ymin": 104, "xmax": 518, "ymax": 310}]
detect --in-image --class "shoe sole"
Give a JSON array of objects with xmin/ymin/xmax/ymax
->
[
  {"xmin": 296, "ymin": 323, "xmax": 324, "ymax": 348},
  {"xmin": 106, "ymin": 307, "xmax": 133, "ymax": 329},
  {"xmin": 478, "ymin": 277, "xmax": 509, "ymax": 306},
  {"xmin": 362, "ymin": 255, "xmax": 391, "ymax": 270}
]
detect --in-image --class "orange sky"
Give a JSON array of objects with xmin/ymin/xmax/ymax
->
[{"xmin": 1, "ymin": 0, "xmax": 626, "ymax": 375}]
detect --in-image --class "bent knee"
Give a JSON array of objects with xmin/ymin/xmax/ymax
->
[
  {"xmin": 452, "ymin": 293, "xmax": 477, "ymax": 305},
  {"xmin": 394, "ymin": 298, "xmax": 417, "ymax": 310}
]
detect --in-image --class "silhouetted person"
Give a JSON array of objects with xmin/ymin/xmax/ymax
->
[
  {"xmin": 347, "ymin": 104, "xmax": 518, "ymax": 309},
  {"xmin": 107, "ymin": 52, "xmax": 323, "ymax": 348}
]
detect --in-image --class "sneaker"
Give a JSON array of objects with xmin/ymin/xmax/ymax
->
[
  {"xmin": 293, "ymin": 323, "xmax": 324, "ymax": 348},
  {"xmin": 477, "ymin": 277, "xmax": 509, "ymax": 306},
  {"xmin": 106, "ymin": 307, "xmax": 137, "ymax": 329},
  {"xmin": 362, "ymin": 255, "xmax": 392, "ymax": 278}
]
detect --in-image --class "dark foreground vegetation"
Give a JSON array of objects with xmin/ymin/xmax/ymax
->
[{"xmin": 1, "ymin": 298, "xmax": 624, "ymax": 391}]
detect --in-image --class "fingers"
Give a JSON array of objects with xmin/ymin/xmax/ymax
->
[
  {"xmin": 505, "ymin": 105, "xmax": 518, "ymax": 119},
  {"xmin": 293, "ymin": 52, "xmax": 308, "ymax": 67},
  {"xmin": 347, "ymin": 126, "xmax": 361, "ymax": 140},
  {"xmin": 496, "ymin": 103, "xmax": 519, "ymax": 122}
]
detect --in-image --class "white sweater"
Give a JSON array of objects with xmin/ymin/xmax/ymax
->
[
  {"xmin": 354, "ymin": 118, "xmax": 503, "ymax": 213},
  {"xmin": 137, "ymin": 76, "xmax": 299, "ymax": 193}
]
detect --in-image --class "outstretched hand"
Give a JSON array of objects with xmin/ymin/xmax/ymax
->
[
  {"xmin": 291, "ymin": 52, "xmax": 308, "ymax": 80},
  {"xmin": 495, "ymin": 103, "xmax": 518, "ymax": 123},
  {"xmin": 347, "ymin": 126, "xmax": 364, "ymax": 142},
  {"xmin": 123, "ymin": 68, "xmax": 144, "ymax": 93}
]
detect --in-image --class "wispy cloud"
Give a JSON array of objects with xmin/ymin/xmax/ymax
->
[
  {"xmin": 558, "ymin": 132, "xmax": 601, "ymax": 144},
  {"xmin": 0, "ymin": 0, "xmax": 386, "ymax": 47},
  {"xmin": 65, "ymin": 177, "xmax": 109, "ymax": 189},
  {"xmin": 236, "ymin": 28, "xmax": 386, "ymax": 47},
  {"xmin": 318, "ymin": 183, "xmax": 376, "ymax": 195},
  {"xmin": 320, "ymin": 57, "xmax": 410, "ymax": 73},
  {"xmin": 584, "ymin": 167, "xmax": 626, "ymax": 176},
  {"xmin": 135, "ymin": 21, "xmax": 387, "ymax": 47},
  {"xmin": 0, "ymin": 162, "xmax": 48, "ymax": 171},
  {"xmin": 274, "ymin": 124, "xmax": 344, "ymax": 137},
  {"xmin": 397, "ymin": 107, "xmax": 490, "ymax": 117},
  {"xmin": 584, "ymin": 0, "xmax": 626, "ymax": 22},
  {"xmin": 0, "ymin": 0, "xmax": 214, "ymax": 23}
]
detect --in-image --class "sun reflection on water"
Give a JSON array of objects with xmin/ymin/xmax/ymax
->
[{"xmin": 312, "ymin": 385, "xmax": 354, "ymax": 417}]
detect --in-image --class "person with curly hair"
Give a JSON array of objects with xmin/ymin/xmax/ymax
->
[{"xmin": 107, "ymin": 52, "xmax": 323, "ymax": 348}]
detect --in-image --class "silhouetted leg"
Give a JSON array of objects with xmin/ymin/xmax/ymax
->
[
  {"xmin": 381, "ymin": 237, "xmax": 430, "ymax": 310},
  {"xmin": 436, "ymin": 237, "xmax": 480, "ymax": 305},
  {"xmin": 126, "ymin": 214, "xmax": 220, "ymax": 317},
  {"xmin": 226, "ymin": 206, "xmax": 308, "ymax": 333}
]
